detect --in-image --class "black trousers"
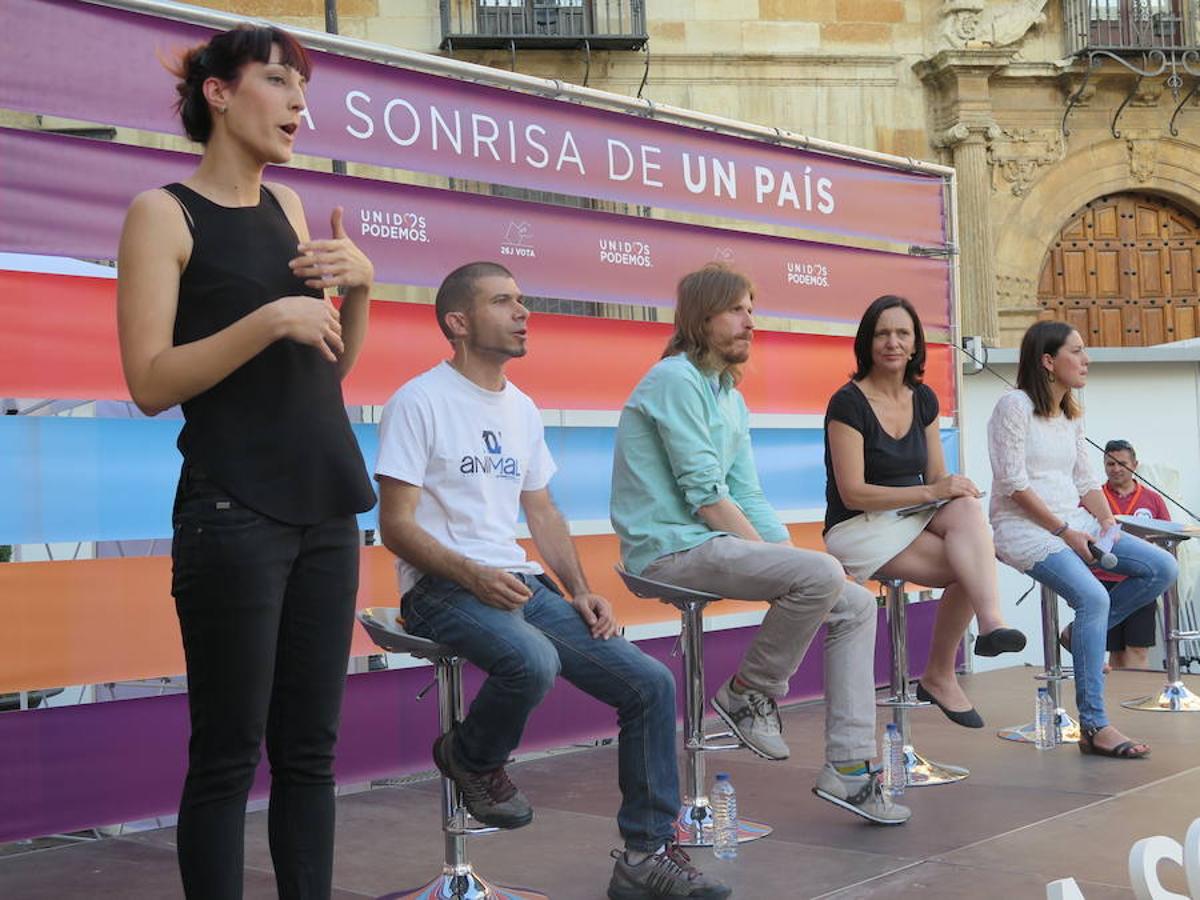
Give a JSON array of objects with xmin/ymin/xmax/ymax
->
[{"xmin": 171, "ymin": 467, "xmax": 360, "ymax": 899}]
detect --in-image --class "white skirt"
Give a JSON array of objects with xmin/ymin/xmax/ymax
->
[{"xmin": 823, "ymin": 508, "xmax": 937, "ymax": 582}]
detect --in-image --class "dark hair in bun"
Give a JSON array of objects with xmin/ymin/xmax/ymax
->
[{"xmin": 168, "ymin": 24, "xmax": 312, "ymax": 143}]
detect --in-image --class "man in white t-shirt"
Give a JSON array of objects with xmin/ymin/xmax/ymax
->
[{"xmin": 375, "ymin": 262, "xmax": 729, "ymax": 900}]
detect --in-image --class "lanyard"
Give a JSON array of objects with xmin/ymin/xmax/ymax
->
[{"xmin": 1104, "ymin": 481, "xmax": 1144, "ymax": 515}]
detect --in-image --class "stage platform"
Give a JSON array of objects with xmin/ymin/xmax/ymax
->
[{"xmin": 2, "ymin": 666, "xmax": 1198, "ymax": 899}]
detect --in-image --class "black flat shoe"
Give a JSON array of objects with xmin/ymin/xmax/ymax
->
[
  {"xmin": 916, "ymin": 681, "xmax": 984, "ymax": 729},
  {"xmin": 974, "ymin": 627, "xmax": 1027, "ymax": 657}
]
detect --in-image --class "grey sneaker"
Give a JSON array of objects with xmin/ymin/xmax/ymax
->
[
  {"xmin": 432, "ymin": 732, "xmax": 533, "ymax": 829},
  {"xmin": 607, "ymin": 842, "xmax": 732, "ymax": 900},
  {"xmin": 711, "ymin": 678, "xmax": 790, "ymax": 760},
  {"xmin": 812, "ymin": 763, "xmax": 911, "ymax": 825}
]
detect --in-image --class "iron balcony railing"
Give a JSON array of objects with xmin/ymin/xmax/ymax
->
[
  {"xmin": 440, "ymin": 0, "xmax": 648, "ymax": 50},
  {"xmin": 1065, "ymin": 0, "xmax": 1199, "ymax": 54}
]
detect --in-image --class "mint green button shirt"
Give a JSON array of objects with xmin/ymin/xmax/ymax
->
[{"xmin": 610, "ymin": 354, "xmax": 789, "ymax": 575}]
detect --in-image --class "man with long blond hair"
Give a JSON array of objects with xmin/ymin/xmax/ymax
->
[{"xmin": 610, "ymin": 263, "xmax": 910, "ymax": 825}]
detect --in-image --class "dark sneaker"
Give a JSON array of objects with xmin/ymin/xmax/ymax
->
[
  {"xmin": 432, "ymin": 732, "xmax": 533, "ymax": 829},
  {"xmin": 607, "ymin": 842, "xmax": 732, "ymax": 900},
  {"xmin": 812, "ymin": 763, "xmax": 911, "ymax": 825},
  {"xmin": 711, "ymin": 677, "xmax": 790, "ymax": 760}
]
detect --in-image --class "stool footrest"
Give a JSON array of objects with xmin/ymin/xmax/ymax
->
[
  {"xmin": 877, "ymin": 698, "xmax": 931, "ymax": 709},
  {"xmin": 446, "ymin": 822, "xmax": 501, "ymax": 837},
  {"xmin": 1033, "ymin": 669, "xmax": 1074, "ymax": 682},
  {"xmin": 684, "ymin": 730, "xmax": 742, "ymax": 753}
]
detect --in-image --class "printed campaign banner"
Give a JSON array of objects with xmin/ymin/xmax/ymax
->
[
  {"xmin": 0, "ymin": 0, "xmax": 948, "ymax": 248},
  {"xmin": 0, "ymin": 127, "xmax": 952, "ymax": 326},
  {"xmin": 0, "ymin": 269, "xmax": 959, "ymax": 412}
]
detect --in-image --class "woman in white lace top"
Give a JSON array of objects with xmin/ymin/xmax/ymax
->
[{"xmin": 987, "ymin": 321, "xmax": 1176, "ymax": 758}]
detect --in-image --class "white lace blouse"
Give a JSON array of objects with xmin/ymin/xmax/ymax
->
[{"xmin": 987, "ymin": 390, "xmax": 1103, "ymax": 572}]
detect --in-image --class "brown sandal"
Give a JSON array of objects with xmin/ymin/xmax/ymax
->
[{"xmin": 1079, "ymin": 724, "xmax": 1150, "ymax": 759}]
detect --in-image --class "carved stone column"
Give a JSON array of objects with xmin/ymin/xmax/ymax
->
[
  {"xmin": 935, "ymin": 122, "xmax": 998, "ymax": 343},
  {"xmin": 916, "ymin": 48, "xmax": 1019, "ymax": 345}
]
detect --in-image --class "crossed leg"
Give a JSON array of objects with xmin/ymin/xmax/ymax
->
[{"xmin": 876, "ymin": 496, "xmax": 1009, "ymax": 713}]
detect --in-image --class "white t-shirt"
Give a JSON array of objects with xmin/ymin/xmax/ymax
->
[{"xmin": 375, "ymin": 361, "xmax": 557, "ymax": 594}]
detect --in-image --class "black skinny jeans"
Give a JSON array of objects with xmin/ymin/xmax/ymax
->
[{"xmin": 171, "ymin": 466, "xmax": 360, "ymax": 899}]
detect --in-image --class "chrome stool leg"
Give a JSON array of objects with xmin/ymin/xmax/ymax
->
[
  {"xmin": 674, "ymin": 600, "xmax": 772, "ymax": 847},
  {"xmin": 999, "ymin": 585, "xmax": 1080, "ymax": 744},
  {"xmin": 386, "ymin": 657, "xmax": 548, "ymax": 900},
  {"xmin": 1123, "ymin": 536, "xmax": 1200, "ymax": 712},
  {"xmin": 876, "ymin": 580, "xmax": 967, "ymax": 785}
]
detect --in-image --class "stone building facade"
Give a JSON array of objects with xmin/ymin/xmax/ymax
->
[{"xmin": 164, "ymin": 1, "xmax": 1200, "ymax": 346}]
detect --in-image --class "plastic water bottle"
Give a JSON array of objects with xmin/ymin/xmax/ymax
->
[
  {"xmin": 1034, "ymin": 687, "xmax": 1054, "ymax": 750},
  {"xmin": 711, "ymin": 773, "xmax": 738, "ymax": 860},
  {"xmin": 882, "ymin": 723, "xmax": 906, "ymax": 797}
]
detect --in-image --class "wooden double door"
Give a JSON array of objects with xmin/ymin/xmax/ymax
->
[{"xmin": 1037, "ymin": 193, "xmax": 1200, "ymax": 346}]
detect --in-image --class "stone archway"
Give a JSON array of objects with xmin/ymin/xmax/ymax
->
[
  {"xmin": 1037, "ymin": 192, "xmax": 1200, "ymax": 346},
  {"xmin": 990, "ymin": 137, "xmax": 1200, "ymax": 345}
]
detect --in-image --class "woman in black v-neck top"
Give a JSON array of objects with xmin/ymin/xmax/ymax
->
[
  {"xmin": 823, "ymin": 380, "xmax": 939, "ymax": 532},
  {"xmin": 116, "ymin": 26, "xmax": 375, "ymax": 900},
  {"xmin": 822, "ymin": 296, "xmax": 1025, "ymax": 729}
]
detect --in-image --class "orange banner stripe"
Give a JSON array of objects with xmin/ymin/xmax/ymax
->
[
  {"xmin": 0, "ymin": 525, "xmax": 871, "ymax": 693},
  {"xmin": 0, "ymin": 270, "xmax": 957, "ymax": 415}
]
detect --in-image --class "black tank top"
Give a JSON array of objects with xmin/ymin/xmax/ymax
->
[{"xmin": 164, "ymin": 182, "xmax": 376, "ymax": 525}]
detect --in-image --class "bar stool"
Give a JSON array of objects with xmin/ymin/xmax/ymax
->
[
  {"xmin": 1116, "ymin": 516, "xmax": 1200, "ymax": 713},
  {"xmin": 875, "ymin": 577, "xmax": 968, "ymax": 785},
  {"xmin": 615, "ymin": 568, "xmax": 772, "ymax": 847},
  {"xmin": 358, "ymin": 607, "xmax": 547, "ymax": 900},
  {"xmin": 998, "ymin": 585, "xmax": 1081, "ymax": 744}
]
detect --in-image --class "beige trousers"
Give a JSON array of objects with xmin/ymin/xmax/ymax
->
[{"xmin": 643, "ymin": 535, "xmax": 879, "ymax": 761}]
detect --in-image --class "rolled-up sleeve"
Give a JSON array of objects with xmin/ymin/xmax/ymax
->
[
  {"xmin": 988, "ymin": 392, "xmax": 1030, "ymax": 496},
  {"xmin": 636, "ymin": 370, "xmax": 729, "ymax": 513},
  {"xmin": 1072, "ymin": 419, "xmax": 1102, "ymax": 496}
]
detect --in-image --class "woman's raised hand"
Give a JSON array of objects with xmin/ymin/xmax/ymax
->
[{"xmin": 289, "ymin": 206, "xmax": 374, "ymax": 292}]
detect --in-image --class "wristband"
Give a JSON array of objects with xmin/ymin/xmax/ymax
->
[{"xmin": 1051, "ymin": 522, "xmax": 1068, "ymax": 537}]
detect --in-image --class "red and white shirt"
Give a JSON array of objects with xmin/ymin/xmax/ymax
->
[{"xmin": 1096, "ymin": 482, "xmax": 1170, "ymax": 582}]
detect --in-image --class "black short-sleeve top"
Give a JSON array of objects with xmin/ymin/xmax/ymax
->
[{"xmin": 822, "ymin": 381, "xmax": 939, "ymax": 532}]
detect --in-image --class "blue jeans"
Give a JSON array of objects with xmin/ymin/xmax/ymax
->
[
  {"xmin": 402, "ymin": 573, "xmax": 680, "ymax": 852},
  {"xmin": 1027, "ymin": 533, "xmax": 1177, "ymax": 729}
]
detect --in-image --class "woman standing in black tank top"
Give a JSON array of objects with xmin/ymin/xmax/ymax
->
[{"xmin": 116, "ymin": 26, "xmax": 376, "ymax": 900}]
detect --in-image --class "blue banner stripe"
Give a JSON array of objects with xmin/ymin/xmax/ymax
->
[{"xmin": 0, "ymin": 416, "xmax": 958, "ymax": 544}]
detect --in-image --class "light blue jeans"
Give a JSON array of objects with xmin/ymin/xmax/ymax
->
[{"xmin": 1026, "ymin": 533, "xmax": 1177, "ymax": 728}]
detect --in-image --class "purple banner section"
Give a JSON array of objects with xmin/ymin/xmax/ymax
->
[
  {"xmin": 0, "ymin": 128, "xmax": 951, "ymax": 326},
  {"xmin": 0, "ymin": 0, "xmax": 946, "ymax": 248},
  {"xmin": 0, "ymin": 605, "xmax": 946, "ymax": 843}
]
